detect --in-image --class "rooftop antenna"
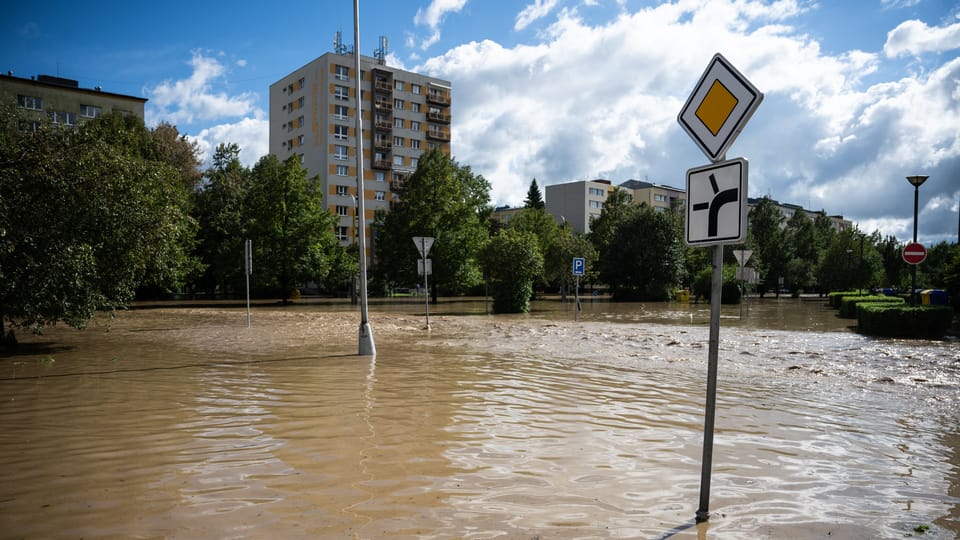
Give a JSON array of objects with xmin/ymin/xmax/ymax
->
[
  {"xmin": 374, "ymin": 35, "xmax": 389, "ymax": 65},
  {"xmin": 334, "ymin": 31, "xmax": 347, "ymax": 54}
]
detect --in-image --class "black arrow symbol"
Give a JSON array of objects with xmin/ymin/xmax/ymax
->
[{"xmin": 692, "ymin": 173, "xmax": 739, "ymax": 237}]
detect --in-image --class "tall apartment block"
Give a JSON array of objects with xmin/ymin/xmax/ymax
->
[
  {"xmin": 0, "ymin": 72, "xmax": 146, "ymax": 127},
  {"xmin": 268, "ymin": 50, "xmax": 452, "ymax": 257}
]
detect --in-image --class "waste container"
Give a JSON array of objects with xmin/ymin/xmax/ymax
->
[
  {"xmin": 922, "ymin": 289, "xmax": 949, "ymax": 305},
  {"xmin": 675, "ymin": 289, "xmax": 691, "ymax": 302}
]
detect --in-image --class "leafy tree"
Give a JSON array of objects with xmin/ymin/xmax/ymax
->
[
  {"xmin": 875, "ymin": 234, "xmax": 905, "ymax": 289},
  {"xmin": 544, "ymin": 226, "xmax": 598, "ymax": 297},
  {"xmin": 0, "ymin": 108, "xmax": 198, "ymax": 342},
  {"xmin": 588, "ymin": 187, "xmax": 637, "ymax": 260},
  {"xmin": 747, "ymin": 197, "xmax": 787, "ymax": 296},
  {"xmin": 374, "ymin": 148, "xmax": 491, "ymax": 299},
  {"xmin": 524, "ymin": 178, "xmax": 545, "ymax": 209},
  {"xmin": 479, "ymin": 229, "xmax": 544, "ymax": 313},
  {"xmin": 816, "ymin": 227, "xmax": 882, "ymax": 293},
  {"xmin": 942, "ymin": 244, "xmax": 960, "ymax": 310},
  {"xmin": 783, "ymin": 210, "xmax": 817, "ymax": 294},
  {"xmin": 508, "ymin": 207, "xmax": 560, "ymax": 291},
  {"xmin": 601, "ymin": 205, "xmax": 684, "ymax": 301},
  {"xmin": 245, "ymin": 154, "xmax": 340, "ymax": 303}
]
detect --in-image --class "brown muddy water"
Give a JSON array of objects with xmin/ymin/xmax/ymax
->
[{"xmin": 1, "ymin": 297, "xmax": 958, "ymax": 539}]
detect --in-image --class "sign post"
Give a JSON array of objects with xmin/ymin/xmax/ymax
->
[
  {"xmin": 678, "ymin": 52, "xmax": 763, "ymax": 524},
  {"xmin": 413, "ymin": 236, "xmax": 435, "ymax": 330},
  {"xmin": 572, "ymin": 257, "xmax": 585, "ymax": 321},
  {"xmin": 244, "ymin": 239, "xmax": 252, "ymax": 328}
]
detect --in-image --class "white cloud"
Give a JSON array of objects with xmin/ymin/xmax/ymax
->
[
  {"xmin": 145, "ymin": 50, "xmax": 259, "ymax": 127},
  {"xmin": 417, "ymin": 0, "xmax": 960, "ymax": 243},
  {"xmin": 188, "ymin": 116, "xmax": 269, "ymax": 169},
  {"xmin": 883, "ymin": 18, "xmax": 960, "ymax": 57},
  {"xmin": 413, "ymin": 0, "xmax": 468, "ymax": 49},
  {"xmin": 515, "ymin": 0, "xmax": 560, "ymax": 31}
]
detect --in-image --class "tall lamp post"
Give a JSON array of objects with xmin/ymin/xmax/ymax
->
[{"xmin": 906, "ymin": 175, "xmax": 928, "ymax": 305}]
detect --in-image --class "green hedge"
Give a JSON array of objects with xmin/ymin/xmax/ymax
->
[
  {"xmin": 838, "ymin": 295, "xmax": 905, "ymax": 318},
  {"xmin": 828, "ymin": 291, "xmax": 862, "ymax": 309},
  {"xmin": 857, "ymin": 304, "xmax": 953, "ymax": 339}
]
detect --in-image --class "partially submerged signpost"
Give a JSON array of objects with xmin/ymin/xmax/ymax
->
[
  {"xmin": 677, "ymin": 52, "xmax": 763, "ymax": 523},
  {"xmin": 413, "ymin": 236, "xmax": 435, "ymax": 330},
  {"xmin": 572, "ymin": 257, "xmax": 585, "ymax": 321}
]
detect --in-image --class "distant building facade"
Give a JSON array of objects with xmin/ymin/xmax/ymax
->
[
  {"xmin": 747, "ymin": 197, "xmax": 852, "ymax": 233},
  {"xmin": 268, "ymin": 50, "xmax": 452, "ymax": 256},
  {"xmin": 544, "ymin": 178, "xmax": 685, "ymax": 234},
  {"xmin": 0, "ymin": 72, "xmax": 147, "ymax": 128}
]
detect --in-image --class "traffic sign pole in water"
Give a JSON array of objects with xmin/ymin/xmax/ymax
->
[
  {"xmin": 354, "ymin": 0, "xmax": 375, "ymax": 356},
  {"xmin": 572, "ymin": 257, "xmax": 585, "ymax": 322},
  {"xmin": 697, "ymin": 243, "xmax": 724, "ymax": 522}
]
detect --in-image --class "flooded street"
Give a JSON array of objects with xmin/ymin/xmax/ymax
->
[{"xmin": 1, "ymin": 297, "xmax": 958, "ymax": 539}]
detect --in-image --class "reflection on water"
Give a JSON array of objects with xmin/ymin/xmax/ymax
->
[{"xmin": 0, "ymin": 298, "xmax": 957, "ymax": 539}]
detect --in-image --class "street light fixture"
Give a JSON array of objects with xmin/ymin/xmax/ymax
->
[{"xmin": 906, "ymin": 175, "xmax": 928, "ymax": 305}]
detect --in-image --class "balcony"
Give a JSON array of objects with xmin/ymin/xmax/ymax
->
[
  {"xmin": 373, "ymin": 159, "xmax": 392, "ymax": 170},
  {"xmin": 374, "ymin": 138, "xmax": 393, "ymax": 150},
  {"xmin": 427, "ymin": 91, "xmax": 450, "ymax": 106},
  {"xmin": 374, "ymin": 119, "xmax": 392, "ymax": 131},
  {"xmin": 426, "ymin": 128, "xmax": 450, "ymax": 141},
  {"xmin": 427, "ymin": 111, "xmax": 451, "ymax": 124},
  {"xmin": 374, "ymin": 100, "xmax": 393, "ymax": 111},
  {"xmin": 375, "ymin": 79, "xmax": 392, "ymax": 93}
]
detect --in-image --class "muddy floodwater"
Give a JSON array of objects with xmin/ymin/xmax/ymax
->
[{"xmin": 1, "ymin": 297, "xmax": 958, "ymax": 539}]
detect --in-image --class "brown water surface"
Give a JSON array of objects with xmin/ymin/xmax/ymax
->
[{"xmin": 1, "ymin": 297, "xmax": 958, "ymax": 539}]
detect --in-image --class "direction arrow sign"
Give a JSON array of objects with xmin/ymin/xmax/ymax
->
[
  {"xmin": 678, "ymin": 53, "xmax": 764, "ymax": 162},
  {"xmin": 902, "ymin": 242, "xmax": 927, "ymax": 265},
  {"xmin": 572, "ymin": 257, "xmax": 585, "ymax": 276},
  {"xmin": 685, "ymin": 158, "xmax": 749, "ymax": 246},
  {"xmin": 412, "ymin": 236, "xmax": 435, "ymax": 258}
]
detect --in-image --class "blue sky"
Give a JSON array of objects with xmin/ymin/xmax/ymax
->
[{"xmin": 2, "ymin": 0, "xmax": 959, "ymax": 245}]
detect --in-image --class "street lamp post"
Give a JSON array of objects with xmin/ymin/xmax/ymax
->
[{"xmin": 906, "ymin": 175, "xmax": 928, "ymax": 305}]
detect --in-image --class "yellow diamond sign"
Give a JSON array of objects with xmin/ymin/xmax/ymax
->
[{"xmin": 678, "ymin": 53, "xmax": 763, "ymax": 162}]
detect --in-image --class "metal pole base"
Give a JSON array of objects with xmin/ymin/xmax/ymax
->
[
  {"xmin": 696, "ymin": 509, "xmax": 710, "ymax": 523},
  {"xmin": 359, "ymin": 322, "xmax": 376, "ymax": 356}
]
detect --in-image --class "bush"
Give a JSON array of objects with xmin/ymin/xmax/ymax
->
[
  {"xmin": 838, "ymin": 295, "xmax": 904, "ymax": 318},
  {"xmin": 828, "ymin": 291, "xmax": 861, "ymax": 309},
  {"xmin": 693, "ymin": 264, "xmax": 741, "ymax": 304},
  {"xmin": 857, "ymin": 304, "xmax": 953, "ymax": 339}
]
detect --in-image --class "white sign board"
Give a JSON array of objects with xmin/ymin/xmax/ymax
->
[
  {"xmin": 412, "ymin": 236, "xmax": 435, "ymax": 258},
  {"xmin": 417, "ymin": 258, "xmax": 433, "ymax": 276},
  {"xmin": 685, "ymin": 158, "xmax": 749, "ymax": 246},
  {"xmin": 678, "ymin": 53, "xmax": 764, "ymax": 162}
]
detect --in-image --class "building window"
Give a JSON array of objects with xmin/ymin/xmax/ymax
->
[
  {"xmin": 411, "ymin": 103, "xmax": 421, "ymax": 113},
  {"xmin": 393, "ymin": 136, "xmax": 404, "ymax": 147},
  {"xmin": 411, "ymin": 84, "xmax": 421, "ymax": 95},
  {"xmin": 17, "ymin": 95, "xmax": 42, "ymax": 110},
  {"xmin": 334, "ymin": 105, "xmax": 348, "ymax": 120},
  {"xmin": 394, "ymin": 80, "xmax": 404, "ymax": 91},
  {"xmin": 336, "ymin": 205, "xmax": 349, "ymax": 216},
  {"xmin": 334, "ymin": 85, "xmax": 349, "ymax": 100},
  {"xmin": 394, "ymin": 98, "xmax": 404, "ymax": 110},
  {"xmin": 394, "ymin": 117, "xmax": 404, "ymax": 128},
  {"xmin": 375, "ymin": 191, "xmax": 386, "ymax": 201},
  {"xmin": 375, "ymin": 171, "xmax": 386, "ymax": 182},
  {"xmin": 410, "ymin": 121, "xmax": 421, "ymax": 131},
  {"xmin": 335, "ymin": 65, "xmax": 349, "ymax": 80},
  {"xmin": 589, "ymin": 187, "xmax": 605, "ymax": 197},
  {"xmin": 79, "ymin": 104, "xmax": 101, "ymax": 118},
  {"xmin": 336, "ymin": 185, "xmax": 349, "ymax": 196},
  {"xmin": 50, "ymin": 111, "xmax": 77, "ymax": 126},
  {"xmin": 334, "ymin": 124, "xmax": 349, "ymax": 140},
  {"xmin": 336, "ymin": 165, "xmax": 349, "ymax": 176},
  {"xmin": 297, "ymin": 134, "xmax": 305, "ymax": 146},
  {"xmin": 411, "ymin": 139, "xmax": 421, "ymax": 150},
  {"xmin": 654, "ymin": 194, "xmax": 668, "ymax": 202},
  {"xmin": 410, "ymin": 157, "xmax": 419, "ymax": 168},
  {"xmin": 589, "ymin": 200, "xmax": 603, "ymax": 208},
  {"xmin": 393, "ymin": 155, "xmax": 404, "ymax": 166},
  {"xmin": 334, "ymin": 145, "xmax": 348, "ymax": 160},
  {"xmin": 336, "ymin": 226, "xmax": 349, "ymax": 241}
]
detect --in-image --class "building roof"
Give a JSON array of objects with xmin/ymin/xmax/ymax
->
[{"xmin": 0, "ymin": 72, "xmax": 147, "ymax": 103}]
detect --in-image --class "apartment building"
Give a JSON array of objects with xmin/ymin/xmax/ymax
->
[
  {"xmin": 268, "ymin": 50, "xmax": 452, "ymax": 256},
  {"xmin": 0, "ymin": 72, "xmax": 146, "ymax": 128},
  {"xmin": 544, "ymin": 179, "xmax": 685, "ymax": 235}
]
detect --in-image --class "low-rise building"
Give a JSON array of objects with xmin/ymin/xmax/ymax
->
[{"xmin": 0, "ymin": 72, "xmax": 146, "ymax": 128}]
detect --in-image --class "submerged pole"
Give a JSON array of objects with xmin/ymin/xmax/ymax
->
[
  {"xmin": 697, "ymin": 244, "xmax": 724, "ymax": 522},
  {"xmin": 353, "ymin": 0, "xmax": 375, "ymax": 356}
]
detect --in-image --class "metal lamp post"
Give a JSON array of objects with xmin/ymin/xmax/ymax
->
[{"xmin": 906, "ymin": 175, "xmax": 928, "ymax": 305}]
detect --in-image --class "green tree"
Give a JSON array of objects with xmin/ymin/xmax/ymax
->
[
  {"xmin": 479, "ymin": 229, "xmax": 544, "ymax": 313},
  {"xmin": 816, "ymin": 228, "xmax": 882, "ymax": 293},
  {"xmin": 875, "ymin": 234, "xmax": 905, "ymax": 289},
  {"xmin": 374, "ymin": 149, "xmax": 491, "ymax": 299},
  {"xmin": 601, "ymin": 205, "xmax": 684, "ymax": 301},
  {"xmin": 588, "ymin": 187, "xmax": 636, "ymax": 260},
  {"xmin": 508, "ymin": 207, "xmax": 560, "ymax": 292},
  {"xmin": 783, "ymin": 210, "xmax": 817, "ymax": 294},
  {"xmin": 0, "ymin": 109, "xmax": 198, "ymax": 342},
  {"xmin": 747, "ymin": 197, "xmax": 787, "ymax": 296},
  {"xmin": 192, "ymin": 143, "xmax": 252, "ymax": 297},
  {"xmin": 544, "ymin": 226, "xmax": 598, "ymax": 297},
  {"xmin": 245, "ymin": 154, "xmax": 340, "ymax": 303},
  {"xmin": 524, "ymin": 178, "xmax": 545, "ymax": 209}
]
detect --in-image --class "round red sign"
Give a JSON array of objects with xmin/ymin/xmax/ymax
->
[{"xmin": 902, "ymin": 242, "xmax": 927, "ymax": 265}]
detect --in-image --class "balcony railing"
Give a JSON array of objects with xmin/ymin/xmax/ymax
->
[
  {"xmin": 375, "ymin": 80, "xmax": 392, "ymax": 92},
  {"xmin": 427, "ymin": 91, "xmax": 450, "ymax": 105},
  {"xmin": 374, "ymin": 100, "xmax": 393, "ymax": 111},
  {"xmin": 374, "ymin": 119, "xmax": 392, "ymax": 131},
  {"xmin": 373, "ymin": 160, "xmax": 392, "ymax": 170},
  {"xmin": 374, "ymin": 138, "xmax": 393, "ymax": 149},
  {"xmin": 427, "ymin": 111, "xmax": 451, "ymax": 124},
  {"xmin": 426, "ymin": 129, "xmax": 450, "ymax": 141}
]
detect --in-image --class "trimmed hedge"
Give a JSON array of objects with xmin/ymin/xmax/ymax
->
[
  {"xmin": 838, "ymin": 295, "xmax": 905, "ymax": 318},
  {"xmin": 828, "ymin": 291, "xmax": 862, "ymax": 309},
  {"xmin": 857, "ymin": 304, "xmax": 953, "ymax": 339}
]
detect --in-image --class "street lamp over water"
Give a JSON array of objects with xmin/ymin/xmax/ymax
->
[{"xmin": 906, "ymin": 175, "xmax": 928, "ymax": 305}]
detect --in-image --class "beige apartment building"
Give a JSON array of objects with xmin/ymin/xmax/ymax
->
[
  {"xmin": 268, "ymin": 51, "xmax": 451, "ymax": 255},
  {"xmin": 544, "ymin": 179, "xmax": 685, "ymax": 234},
  {"xmin": 0, "ymin": 72, "xmax": 146, "ymax": 127}
]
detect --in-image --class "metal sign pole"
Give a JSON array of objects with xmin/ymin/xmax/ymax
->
[
  {"xmin": 575, "ymin": 275, "xmax": 580, "ymax": 322},
  {"xmin": 245, "ymin": 239, "xmax": 252, "ymax": 328},
  {"xmin": 422, "ymin": 240, "xmax": 430, "ymax": 330},
  {"xmin": 353, "ymin": 0, "xmax": 375, "ymax": 356},
  {"xmin": 697, "ymin": 244, "xmax": 724, "ymax": 522}
]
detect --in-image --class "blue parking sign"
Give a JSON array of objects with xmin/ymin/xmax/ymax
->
[{"xmin": 572, "ymin": 257, "xmax": 585, "ymax": 276}]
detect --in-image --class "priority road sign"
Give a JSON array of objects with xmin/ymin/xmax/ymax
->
[
  {"xmin": 685, "ymin": 158, "xmax": 749, "ymax": 246},
  {"xmin": 678, "ymin": 53, "xmax": 764, "ymax": 162},
  {"xmin": 902, "ymin": 242, "xmax": 927, "ymax": 265},
  {"xmin": 412, "ymin": 236, "xmax": 435, "ymax": 258},
  {"xmin": 572, "ymin": 257, "xmax": 585, "ymax": 276}
]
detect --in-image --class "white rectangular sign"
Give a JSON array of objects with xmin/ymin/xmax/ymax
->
[{"xmin": 685, "ymin": 158, "xmax": 749, "ymax": 246}]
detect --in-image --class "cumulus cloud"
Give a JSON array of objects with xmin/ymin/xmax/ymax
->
[
  {"xmin": 883, "ymin": 18, "xmax": 960, "ymax": 57},
  {"xmin": 417, "ymin": 0, "xmax": 960, "ymax": 243},
  {"xmin": 515, "ymin": 0, "xmax": 560, "ymax": 31},
  {"xmin": 188, "ymin": 116, "xmax": 269, "ymax": 169},
  {"xmin": 413, "ymin": 0, "xmax": 468, "ymax": 49},
  {"xmin": 145, "ymin": 50, "xmax": 259, "ymax": 126}
]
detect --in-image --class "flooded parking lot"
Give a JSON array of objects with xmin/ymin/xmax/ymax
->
[{"xmin": 1, "ymin": 297, "xmax": 958, "ymax": 539}]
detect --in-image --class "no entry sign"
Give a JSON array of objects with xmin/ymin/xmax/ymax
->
[{"xmin": 902, "ymin": 242, "xmax": 927, "ymax": 265}]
